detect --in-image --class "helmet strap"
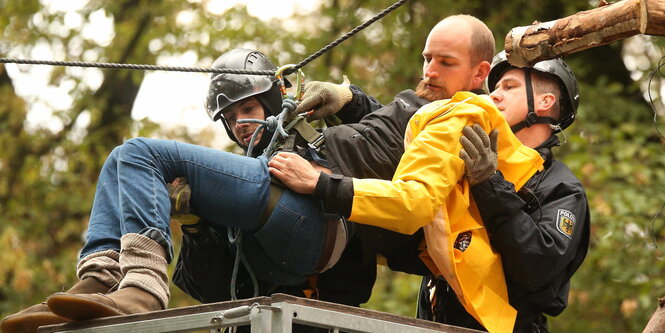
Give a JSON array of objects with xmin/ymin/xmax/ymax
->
[
  {"xmin": 510, "ymin": 68, "xmax": 560, "ymax": 134},
  {"xmin": 220, "ymin": 117, "xmax": 242, "ymax": 147}
]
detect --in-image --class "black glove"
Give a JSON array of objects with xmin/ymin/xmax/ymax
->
[{"xmin": 459, "ymin": 124, "xmax": 498, "ymax": 185}]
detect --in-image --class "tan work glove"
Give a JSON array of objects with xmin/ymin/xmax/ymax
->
[
  {"xmin": 167, "ymin": 177, "xmax": 200, "ymax": 225},
  {"xmin": 459, "ymin": 124, "xmax": 499, "ymax": 185},
  {"xmin": 295, "ymin": 76, "xmax": 353, "ymax": 121}
]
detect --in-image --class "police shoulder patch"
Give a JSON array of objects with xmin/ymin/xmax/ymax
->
[{"xmin": 556, "ymin": 209, "xmax": 575, "ymax": 239}]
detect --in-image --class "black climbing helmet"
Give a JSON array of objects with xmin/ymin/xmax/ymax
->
[
  {"xmin": 204, "ymin": 48, "xmax": 284, "ymax": 122},
  {"xmin": 488, "ymin": 51, "xmax": 580, "ymax": 132}
]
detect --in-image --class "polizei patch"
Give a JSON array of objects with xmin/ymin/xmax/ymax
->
[{"xmin": 556, "ymin": 209, "xmax": 575, "ymax": 239}]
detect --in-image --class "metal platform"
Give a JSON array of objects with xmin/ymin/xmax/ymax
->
[{"xmin": 38, "ymin": 293, "xmax": 482, "ymax": 333}]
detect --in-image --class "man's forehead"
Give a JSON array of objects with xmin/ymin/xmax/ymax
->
[
  {"xmin": 424, "ymin": 26, "xmax": 472, "ymax": 58},
  {"xmin": 224, "ymin": 97, "xmax": 259, "ymax": 114},
  {"xmin": 500, "ymin": 68, "xmax": 526, "ymax": 82}
]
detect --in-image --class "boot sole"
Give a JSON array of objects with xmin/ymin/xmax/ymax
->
[
  {"xmin": 47, "ymin": 293, "xmax": 124, "ymax": 321},
  {"xmin": 1, "ymin": 312, "xmax": 71, "ymax": 333}
]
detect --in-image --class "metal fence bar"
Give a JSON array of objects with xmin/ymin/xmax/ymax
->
[{"xmin": 273, "ymin": 302, "xmax": 448, "ymax": 333}]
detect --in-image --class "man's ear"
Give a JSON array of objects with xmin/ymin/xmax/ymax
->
[
  {"xmin": 473, "ymin": 61, "xmax": 491, "ymax": 89},
  {"xmin": 535, "ymin": 93, "xmax": 556, "ymax": 115}
]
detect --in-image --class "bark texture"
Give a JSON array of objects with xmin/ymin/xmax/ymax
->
[{"xmin": 505, "ymin": 0, "xmax": 665, "ymax": 66}]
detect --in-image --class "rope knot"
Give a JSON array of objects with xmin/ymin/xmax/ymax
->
[
  {"xmin": 264, "ymin": 115, "xmax": 279, "ymax": 133},
  {"xmin": 281, "ymin": 98, "xmax": 297, "ymax": 113}
]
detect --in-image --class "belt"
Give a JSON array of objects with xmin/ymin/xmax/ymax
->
[
  {"xmin": 314, "ymin": 219, "xmax": 337, "ymax": 272},
  {"xmin": 257, "ymin": 184, "xmax": 283, "ymax": 229},
  {"xmin": 314, "ymin": 217, "xmax": 346, "ymax": 272}
]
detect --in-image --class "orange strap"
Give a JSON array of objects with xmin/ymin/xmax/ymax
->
[{"xmin": 303, "ymin": 275, "xmax": 320, "ymax": 299}]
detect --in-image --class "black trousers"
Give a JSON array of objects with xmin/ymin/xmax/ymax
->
[{"xmin": 417, "ymin": 276, "xmax": 549, "ymax": 333}]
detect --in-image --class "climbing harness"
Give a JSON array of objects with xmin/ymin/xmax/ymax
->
[
  {"xmin": 228, "ymin": 64, "xmax": 326, "ymax": 299},
  {"xmin": 237, "ymin": 63, "xmax": 327, "ymax": 158}
]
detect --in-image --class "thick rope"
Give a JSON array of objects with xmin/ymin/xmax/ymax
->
[
  {"xmin": 0, "ymin": 58, "xmax": 274, "ymax": 75},
  {"xmin": 0, "ymin": 0, "xmax": 411, "ymax": 76}
]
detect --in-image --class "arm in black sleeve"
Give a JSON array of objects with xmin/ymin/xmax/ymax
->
[
  {"xmin": 312, "ymin": 172, "xmax": 353, "ymax": 218},
  {"xmin": 471, "ymin": 170, "xmax": 589, "ymax": 291},
  {"xmin": 335, "ymin": 85, "xmax": 383, "ymax": 124}
]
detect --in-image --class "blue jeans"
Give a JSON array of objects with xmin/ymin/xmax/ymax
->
[{"xmin": 80, "ymin": 137, "xmax": 326, "ymax": 285}]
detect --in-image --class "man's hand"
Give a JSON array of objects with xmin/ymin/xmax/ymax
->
[
  {"xmin": 459, "ymin": 124, "xmax": 499, "ymax": 185},
  {"xmin": 268, "ymin": 152, "xmax": 320, "ymax": 194},
  {"xmin": 295, "ymin": 76, "xmax": 353, "ymax": 121}
]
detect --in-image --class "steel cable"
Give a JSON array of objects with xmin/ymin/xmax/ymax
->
[{"xmin": 0, "ymin": 0, "xmax": 411, "ymax": 76}]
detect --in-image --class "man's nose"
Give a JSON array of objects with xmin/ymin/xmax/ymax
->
[
  {"xmin": 424, "ymin": 63, "xmax": 439, "ymax": 79},
  {"xmin": 490, "ymin": 90, "xmax": 501, "ymax": 103},
  {"xmin": 234, "ymin": 119, "xmax": 247, "ymax": 129}
]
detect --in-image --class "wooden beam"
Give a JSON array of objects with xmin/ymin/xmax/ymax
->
[{"xmin": 505, "ymin": 0, "xmax": 665, "ymax": 67}]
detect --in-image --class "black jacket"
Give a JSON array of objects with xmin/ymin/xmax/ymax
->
[
  {"xmin": 419, "ymin": 136, "xmax": 590, "ymax": 331},
  {"xmin": 474, "ymin": 136, "xmax": 590, "ymax": 317},
  {"xmin": 323, "ymin": 89, "xmax": 429, "ymax": 179},
  {"xmin": 320, "ymin": 89, "xmax": 436, "ymax": 267}
]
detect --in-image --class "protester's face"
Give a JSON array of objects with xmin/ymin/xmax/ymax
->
[
  {"xmin": 223, "ymin": 97, "xmax": 266, "ymax": 145},
  {"xmin": 416, "ymin": 20, "xmax": 477, "ymax": 101},
  {"xmin": 490, "ymin": 69, "xmax": 529, "ymax": 126}
]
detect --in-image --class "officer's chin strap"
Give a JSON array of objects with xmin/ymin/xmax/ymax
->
[{"xmin": 510, "ymin": 68, "xmax": 559, "ymax": 134}]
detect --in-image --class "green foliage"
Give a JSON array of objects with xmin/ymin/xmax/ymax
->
[
  {"xmin": 1, "ymin": 1, "xmax": 664, "ymax": 332},
  {"xmin": 363, "ymin": 266, "xmax": 421, "ymax": 317}
]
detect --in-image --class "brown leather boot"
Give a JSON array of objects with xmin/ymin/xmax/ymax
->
[
  {"xmin": 0, "ymin": 303, "xmax": 66, "ymax": 333},
  {"xmin": 0, "ymin": 277, "xmax": 113, "ymax": 333},
  {"xmin": 47, "ymin": 233, "xmax": 169, "ymax": 322},
  {"xmin": 46, "ymin": 287, "xmax": 162, "ymax": 321}
]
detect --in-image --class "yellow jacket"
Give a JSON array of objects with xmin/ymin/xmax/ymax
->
[{"xmin": 349, "ymin": 92, "xmax": 544, "ymax": 333}]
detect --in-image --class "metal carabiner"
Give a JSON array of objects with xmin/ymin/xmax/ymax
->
[{"xmin": 275, "ymin": 64, "xmax": 305, "ymax": 101}]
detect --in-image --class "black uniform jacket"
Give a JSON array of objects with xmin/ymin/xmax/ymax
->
[{"xmin": 472, "ymin": 136, "xmax": 590, "ymax": 317}]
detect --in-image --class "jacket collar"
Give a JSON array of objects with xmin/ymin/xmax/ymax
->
[{"xmin": 534, "ymin": 135, "xmax": 559, "ymax": 168}]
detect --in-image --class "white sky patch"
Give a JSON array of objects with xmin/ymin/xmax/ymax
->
[
  {"xmin": 176, "ymin": 10, "xmax": 196, "ymax": 27},
  {"xmin": 41, "ymin": 0, "xmax": 88, "ymax": 13},
  {"xmin": 82, "ymin": 9, "xmax": 114, "ymax": 47},
  {"xmin": 132, "ymin": 70, "xmax": 211, "ymax": 131},
  {"xmin": 206, "ymin": 0, "xmax": 319, "ymax": 19}
]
